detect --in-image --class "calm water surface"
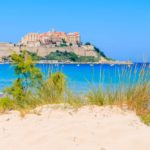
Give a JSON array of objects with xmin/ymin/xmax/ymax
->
[{"xmin": 0, "ymin": 63, "xmax": 149, "ymax": 93}]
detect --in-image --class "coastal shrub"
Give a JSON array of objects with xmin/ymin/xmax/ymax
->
[
  {"xmin": 5, "ymin": 79, "xmax": 25, "ymax": 102},
  {"xmin": 37, "ymin": 72, "xmax": 66, "ymax": 104},
  {"xmin": 48, "ymin": 72, "xmax": 66, "ymax": 95},
  {"xmin": 85, "ymin": 42, "xmax": 91, "ymax": 45},
  {"xmin": 4, "ymin": 80, "xmax": 41, "ymax": 110},
  {"xmin": 4, "ymin": 50, "xmax": 43, "ymax": 109},
  {"xmin": 86, "ymin": 64, "xmax": 150, "ymax": 125},
  {"xmin": 11, "ymin": 50, "xmax": 42, "ymax": 91},
  {"xmin": 78, "ymin": 56, "xmax": 98, "ymax": 62},
  {"xmin": 45, "ymin": 51, "xmax": 78, "ymax": 62},
  {"xmin": 140, "ymin": 113, "xmax": 150, "ymax": 125},
  {"xmin": 44, "ymin": 50, "xmax": 98, "ymax": 62},
  {"xmin": 0, "ymin": 97, "xmax": 14, "ymax": 112},
  {"xmin": 2, "ymin": 51, "xmax": 68, "ymax": 112},
  {"xmin": 125, "ymin": 83, "xmax": 150, "ymax": 125},
  {"xmin": 27, "ymin": 51, "xmax": 43, "ymax": 61},
  {"xmin": 94, "ymin": 46, "xmax": 108, "ymax": 59}
]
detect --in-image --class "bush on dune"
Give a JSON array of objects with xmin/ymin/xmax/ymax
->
[
  {"xmin": 0, "ymin": 97, "xmax": 14, "ymax": 112},
  {"xmin": 3, "ymin": 50, "xmax": 43, "ymax": 110},
  {"xmin": 86, "ymin": 66, "xmax": 150, "ymax": 124},
  {"xmin": 38, "ymin": 72, "xmax": 66, "ymax": 104},
  {"xmin": 0, "ymin": 50, "xmax": 67, "ymax": 114}
]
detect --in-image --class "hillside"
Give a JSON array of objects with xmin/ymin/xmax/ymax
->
[
  {"xmin": 29, "ymin": 51, "xmax": 100, "ymax": 62},
  {"xmin": 0, "ymin": 43, "xmax": 109, "ymax": 63}
]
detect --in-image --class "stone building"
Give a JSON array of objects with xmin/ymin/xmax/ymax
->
[
  {"xmin": 20, "ymin": 29, "xmax": 81, "ymax": 47},
  {"xmin": 68, "ymin": 32, "xmax": 80, "ymax": 44},
  {"xmin": 20, "ymin": 33, "xmax": 40, "ymax": 46}
]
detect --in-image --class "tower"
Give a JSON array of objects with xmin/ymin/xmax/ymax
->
[{"xmin": 51, "ymin": 28, "xmax": 55, "ymax": 32}]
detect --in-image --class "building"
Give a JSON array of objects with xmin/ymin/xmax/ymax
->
[
  {"xmin": 68, "ymin": 32, "xmax": 80, "ymax": 44},
  {"xmin": 20, "ymin": 29, "xmax": 81, "ymax": 47},
  {"xmin": 20, "ymin": 33, "xmax": 40, "ymax": 45}
]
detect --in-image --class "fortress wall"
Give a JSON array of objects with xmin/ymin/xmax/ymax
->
[
  {"xmin": 0, "ymin": 49, "xmax": 12, "ymax": 57},
  {"xmin": 0, "ymin": 44, "xmax": 13, "ymax": 57},
  {"xmin": 0, "ymin": 45, "xmax": 98, "ymax": 58},
  {"xmin": 28, "ymin": 47, "xmax": 97, "ymax": 57},
  {"xmin": 0, "ymin": 43, "xmax": 14, "ymax": 47}
]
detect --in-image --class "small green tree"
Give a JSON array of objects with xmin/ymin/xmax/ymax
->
[
  {"xmin": 85, "ymin": 42, "xmax": 91, "ymax": 45},
  {"xmin": 5, "ymin": 50, "xmax": 42, "ymax": 101},
  {"xmin": 60, "ymin": 39, "xmax": 67, "ymax": 47},
  {"xmin": 62, "ymin": 38, "xmax": 67, "ymax": 44}
]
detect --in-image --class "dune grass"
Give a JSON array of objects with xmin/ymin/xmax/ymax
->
[
  {"xmin": 86, "ymin": 64, "xmax": 150, "ymax": 124},
  {"xmin": 64, "ymin": 91, "xmax": 86, "ymax": 109},
  {"xmin": 0, "ymin": 97, "xmax": 14, "ymax": 113}
]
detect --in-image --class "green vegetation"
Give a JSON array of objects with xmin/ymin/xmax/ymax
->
[
  {"xmin": 94, "ymin": 47, "xmax": 107, "ymax": 59},
  {"xmin": 45, "ymin": 50, "xmax": 99, "ymax": 62},
  {"xmin": 84, "ymin": 42, "xmax": 109, "ymax": 60},
  {"xmin": 85, "ymin": 42, "xmax": 91, "ymax": 45},
  {"xmin": 87, "ymin": 87, "xmax": 105, "ymax": 106},
  {"xmin": 45, "ymin": 51, "xmax": 78, "ymax": 62},
  {"xmin": 3, "ymin": 51, "xmax": 43, "ymax": 111},
  {"xmin": 69, "ymin": 43, "xmax": 73, "ymax": 47},
  {"xmin": 27, "ymin": 51, "xmax": 99, "ymax": 62},
  {"xmin": 2, "ymin": 44, "xmax": 109, "ymax": 62},
  {"xmin": 28, "ymin": 51, "xmax": 43, "ymax": 61},
  {"xmin": 0, "ymin": 51, "xmax": 68, "ymax": 115},
  {"xmin": 38, "ymin": 72, "xmax": 66, "ymax": 104},
  {"xmin": 78, "ymin": 56, "xmax": 99, "ymax": 62},
  {"xmin": 86, "ymin": 67, "xmax": 150, "ymax": 125},
  {"xmin": 0, "ymin": 51, "xmax": 150, "ymax": 125},
  {"xmin": 60, "ymin": 39, "xmax": 67, "ymax": 47},
  {"xmin": 88, "ymin": 85, "xmax": 150, "ymax": 125},
  {"xmin": 65, "ymin": 91, "xmax": 85, "ymax": 109},
  {"xmin": 0, "ymin": 97, "xmax": 14, "ymax": 113}
]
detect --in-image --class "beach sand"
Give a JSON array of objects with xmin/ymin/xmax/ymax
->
[{"xmin": 0, "ymin": 105, "xmax": 150, "ymax": 150}]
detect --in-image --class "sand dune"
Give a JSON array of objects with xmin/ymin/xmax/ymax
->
[{"xmin": 0, "ymin": 105, "xmax": 150, "ymax": 150}]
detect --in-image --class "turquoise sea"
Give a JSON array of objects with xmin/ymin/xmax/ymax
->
[{"xmin": 0, "ymin": 63, "xmax": 149, "ymax": 93}]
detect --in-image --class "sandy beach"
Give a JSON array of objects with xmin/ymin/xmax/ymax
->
[{"xmin": 0, "ymin": 105, "xmax": 150, "ymax": 150}]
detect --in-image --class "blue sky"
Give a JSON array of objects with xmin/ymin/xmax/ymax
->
[{"xmin": 0, "ymin": 0, "xmax": 150, "ymax": 61}]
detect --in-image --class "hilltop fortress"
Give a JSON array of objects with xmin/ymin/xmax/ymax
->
[
  {"xmin": 20, "ymin": 29, "xmax": 80, "ymax": 47},
  {"xmin": 0, "ymin": 29, "xmax": 103, "ymax": 62}
]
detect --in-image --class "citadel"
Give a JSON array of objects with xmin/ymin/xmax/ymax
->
[
  {"xmin": 20, "ymin": 29, "xmax": 81, "ymax": 47},
  {"xmin": 0, "ymin": 29, "xmax": 102, "ymax": 62}
]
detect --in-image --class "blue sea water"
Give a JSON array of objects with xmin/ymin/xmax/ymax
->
[{"xmin": 0, "ymin": 63, "xmax": 149, "ymax": 93}]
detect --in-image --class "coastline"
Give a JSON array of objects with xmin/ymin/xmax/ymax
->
[
  {"xmin": 0, "ymin": 60, "xmax": 133, "ymax": 65},
  {"xmin": 36, "ymin": 60, "xmax": 133, "ymax": 65}
]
